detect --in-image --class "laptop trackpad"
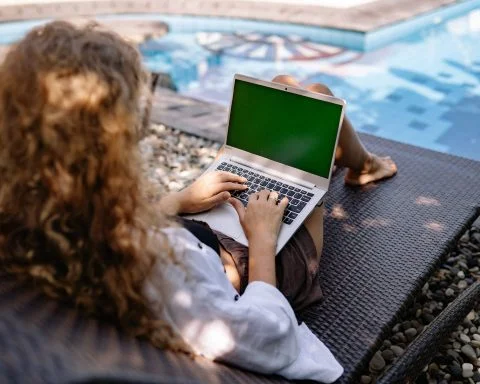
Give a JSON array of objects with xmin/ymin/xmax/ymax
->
[{"xmin": 205, "ymin": 203, "xmax": 245, "ymax": 242}]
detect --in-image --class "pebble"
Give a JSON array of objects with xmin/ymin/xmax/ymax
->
[
  {"xmin": 448, "ymin": 350, "xmax": 461, "ymax": 360},
  {"xmin": 369, "ymin": 351, "xmax": 386, "ymax": 372},
  {"xmin": 471, "ymin": 340, "xmax": 480, "ymax": 348},
  {"xmin": 472, "ymin": 217, "xmax": 480, "ymax": 229},
  {"xmin": 460, "ymin": 334, "xmax": 472, "ymax": 343},
  {"xmin": 462, "ymin": 344, "xmax": 477, "ymax": 361},
  {"xmin": 405, "ymin": 328, "xmax": 417, "ymax": 341},
  {"xmin": 401, "ymin": 320, "xmax": 412, "ymax": 330},
  {"xmin": 461, "ymin": 233, "xmax": 470, "ymax": 242},
  {"xmin": 381, "ymin": 349, "xmax": 395, "ymax": 362},
  {"xmin": 459, "ymin": 280, "xmax": 469, "ymax": 290},
  {"xmin": 458, "ymin": 271, "xmax": 466, "ymax": 279},
  {"xmin": 472, "ymin": 233, "xmax": 480, "ymax": 243},
  {"xmin": 390, "ymin": 345, "xmax": 404, "ymax": 357},
  {"xmin": 360, "ymin": 375, "xmax": 372, "ymax": 384},
  {"xmin": 429, "ymin": 362, "xmax": 440, "ymax": 376},
  {"xmin": 450, "ymin": 364, "xmax": 463, "ymax": 378},
  {"xmin": 423, "ymin": 313, "xmax": 435, "ymax": 323},
  {"xmin": 411, "ymin": 319, "xmax": 422, "ymax": 329},
  {"xmin": 472, "ymin": 371, "xmax": 480, "ymax": 381},
  {"xmin": 463, "ymin": 370, "xmax": 474, "ymax": 379},
  {"xmin": 392, "ymin": 332, "xmax": 406, "ymax": 343},
  {"xmin": 446, "ymin": 288, "xmax": 455, "ymax": 297},
  {"xmin": 473, "ymin": 334, "xmax": 480, "ymax": 342},
  {"xmin": 468, "ymin": 311, "xmax": 477, "ymax": 321}
]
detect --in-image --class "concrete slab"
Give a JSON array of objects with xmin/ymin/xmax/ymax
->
[
  {"xmin": 150, "ymin": 89, "xmax": 228, "ymax": 142},
  {"xmin": 0, "ymin": 0, "xmax": 468, "ymax": 33}
]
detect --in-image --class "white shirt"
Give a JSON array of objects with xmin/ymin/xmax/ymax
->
[{"xmin": 143, "ymin": 228, "xmax": 343, "ymax": 383}]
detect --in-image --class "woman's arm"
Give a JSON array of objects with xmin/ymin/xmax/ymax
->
[
  {"xmin": 157, "ymin": 171, "xmax": 247, "ymax": 216},
  {"xmin": 156, "ymin": 192, "xmax": 184, "ymax": 216},
  {"xmin": 229, "ymin": 189, "xmax": 288, "ymax": 286}
]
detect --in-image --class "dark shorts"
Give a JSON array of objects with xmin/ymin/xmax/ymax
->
[
  {"xmin": 214, "ymin": 226, "xmax": 323, "ymax": 312},
  {"xmin": 181, "ymin": 218, "xmax": 323, "ymax": 312}
]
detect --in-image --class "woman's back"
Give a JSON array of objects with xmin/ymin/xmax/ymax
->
[{"xmin": 0, "ymin": 20, "xmax": 185, "ymax": 352}]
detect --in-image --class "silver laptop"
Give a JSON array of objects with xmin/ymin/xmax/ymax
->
[{"xmin": 187, "ymin": 74, "xmax": 345, "ymax": 254}]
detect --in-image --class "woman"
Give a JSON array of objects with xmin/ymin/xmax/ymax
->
[{"xmin": 0, "ymin": 21, "xmax": 396, "ymax": 382}]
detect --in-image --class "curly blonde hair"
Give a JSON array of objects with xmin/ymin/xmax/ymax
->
[{"xmin": 0, "ymin": 21, "xmax": 188, "ymax": 352}]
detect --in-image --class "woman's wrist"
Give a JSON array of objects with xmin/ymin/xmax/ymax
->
[
  {"xmin": 247, "ymin": 235, "xmax": 277, "ymax": 286},
  {"xmin": 247, "ymin": 233, "xmax": 277, "ymax": 251},
  {"xmin": 158, "ymin": 191, "xmax": 186, "ymax": 216}
]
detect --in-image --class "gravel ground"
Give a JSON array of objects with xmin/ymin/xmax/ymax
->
[
  {"xmin": 141, "ymin": 124, "xmax": 480, "ymax": 384},
  {"xmin": 139, "ymin": 124, "xmax": 221, "ymax": 199}
]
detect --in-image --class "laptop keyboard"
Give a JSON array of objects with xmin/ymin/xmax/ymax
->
[{"xmin": 216, "ymin": 162, "xmax": 314, "ymax": 225}]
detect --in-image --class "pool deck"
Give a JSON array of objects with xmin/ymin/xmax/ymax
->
[
  {"xmin": 152, "ymin": 88, "xmax": 228, "ymax": 143},
  {"xmin": 0, "ymin": 0, "xmax": 469, "ymax": 32}
]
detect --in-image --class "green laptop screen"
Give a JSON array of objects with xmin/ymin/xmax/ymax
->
[{"xmin": 227, "ymin": 79, "xmax": 343, "ymax": 178}]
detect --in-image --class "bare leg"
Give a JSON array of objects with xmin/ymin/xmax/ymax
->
[
  {"xmin": 304, "ymin": 205, "xmax": 324, "ymax": 261},
  {"xmin": 272, "ymin": 75, "xmax": 397, "ymax": 186}
]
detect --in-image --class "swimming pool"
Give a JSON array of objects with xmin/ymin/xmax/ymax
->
[
  {"xmin": 140, "ymin": 11, "xmax": 480, "ymax": 161},
  {"xmin": 0, "ymin": 9, "xmax": 479, "ymax": 161}
]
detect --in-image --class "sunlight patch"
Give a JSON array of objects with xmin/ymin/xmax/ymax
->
[
  {"xmin": 331, "ymin": 204, "xmax": 349, "ymax": 220},
  {"xmin": 185, "ymin": 320, "xmax": 235, "ymax": 358},
  {"xmin": 415, "ymin": 196, "xmax": 441, "ymax": 206},
  {"xmin": 362, "ymin": 217, "xmax": 392, "ymax": 228},
  {"xmin": 424, "ymin": 221, "xmax": 445, "ymax": 232},
  {"xmin": 173, "ymin": 290, "xmax": 193, "ymax": 308}
]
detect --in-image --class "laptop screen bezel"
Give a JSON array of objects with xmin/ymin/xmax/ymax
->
[{"xmin": 222, "ymin": 74, "xmax": 346, "ymax": 191}]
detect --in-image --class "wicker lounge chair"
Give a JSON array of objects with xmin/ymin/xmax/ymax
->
[
  {"xmin": 1, "ymin": 131, "xmax": 479, "ymax": 383},
  {"xmin": 2, "ymin": 73, "xmax": 480, "ymax": 382}
]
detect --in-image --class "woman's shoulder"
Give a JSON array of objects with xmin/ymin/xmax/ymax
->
[
  {"xmin": 160, "ymin": 226, "xmax": 217, "ymax": 258},
  {"xmin": 151, "ymin": 226, "xmax": 226, "ymax": 282}
]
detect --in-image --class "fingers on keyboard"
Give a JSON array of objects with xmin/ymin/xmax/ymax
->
[{"xmin": 216, "ymin": 163, "xmax": 313, "ymax": 221}]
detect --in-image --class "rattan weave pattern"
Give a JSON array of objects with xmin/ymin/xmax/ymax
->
[
  {"xmin": 0, "ymin": 134, "xmax": 479, "ymax": 384},
  {"xmin": 299, "ymin": 134, "xmax": 480, "ymax": 383}
]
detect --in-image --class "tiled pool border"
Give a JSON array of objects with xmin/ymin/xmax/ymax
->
[{"xmin": 0, "ymin": 0, "xmax": 478, "ymax": 51}]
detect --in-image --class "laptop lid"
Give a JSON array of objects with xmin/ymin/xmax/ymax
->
[{"xmin": 223, "ymin": 74, "xmax": 346, "ymax": 191}]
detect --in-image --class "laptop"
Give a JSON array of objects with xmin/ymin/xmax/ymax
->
[{"xmin": 187, "ymin": 74, "xmax": 346, "ymax": 254}]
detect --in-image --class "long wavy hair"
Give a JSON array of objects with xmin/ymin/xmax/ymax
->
[{"xmin": 0, "ymin": 21, "xmax": 188, "ymax": 352}]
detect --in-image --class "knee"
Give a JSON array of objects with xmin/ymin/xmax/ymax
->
[
  {"xmin": 271, "ymin": 74, "xmax": 299, "ymax": 86},
  {"xmin": 307, "ymin": 83, "xmax": 334, "ymax": 96}
]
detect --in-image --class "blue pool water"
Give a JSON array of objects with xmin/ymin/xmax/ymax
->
[{"xmin": 0, "ymin": 10, "xmax": 479, "ymax": 160}]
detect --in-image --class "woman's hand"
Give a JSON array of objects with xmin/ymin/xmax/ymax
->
[
  {"xmin": 229, "ymin": 190, "xmax": 288, "ymax": 247},
  {"xmin": 229, "ymin": 190, "xmax": 288, "ymax": 286},
  {"xmin": 175, "ymin": 171, "xmax": 247, "ymax": 214}
]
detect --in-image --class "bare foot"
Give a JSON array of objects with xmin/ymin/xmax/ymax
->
[{"xmin": 344, "ymin": 154, "xmax": 397, "ymax": 186}]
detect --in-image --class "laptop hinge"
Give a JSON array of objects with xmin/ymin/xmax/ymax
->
[{"xmin": 230, "ymin": 156, "xmax": 316, "ymax": 190}]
